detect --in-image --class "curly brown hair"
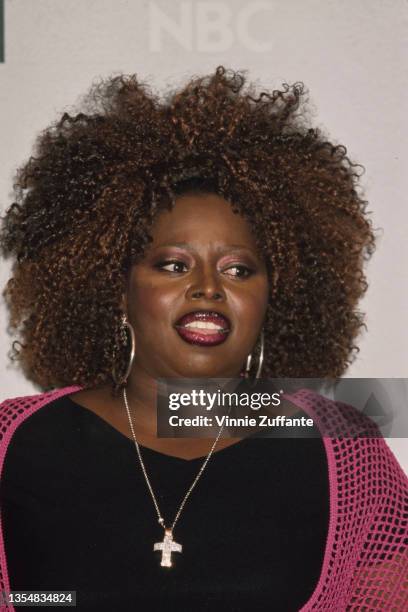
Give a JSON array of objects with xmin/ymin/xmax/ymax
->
[{"xmin": 0, "ymin": 66, "xmax": 375, "ymax": 393}]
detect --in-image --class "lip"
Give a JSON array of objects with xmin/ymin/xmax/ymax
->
[{"xmin": 174, "ymin": 310, "xmax": 231, "ymax": 347}]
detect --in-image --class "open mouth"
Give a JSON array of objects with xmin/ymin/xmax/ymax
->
[{"xmin": 174, "ymin": 311, "xmax": 231, "ymax": 346}]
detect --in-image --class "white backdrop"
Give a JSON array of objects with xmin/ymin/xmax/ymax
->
[{"xmin": 0, "ymin": 0, "xmax": 407, "ymax": 468}]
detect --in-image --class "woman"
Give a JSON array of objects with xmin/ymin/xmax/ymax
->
[{"xmin": 0, "ymin": 67, "xmax": 406, "ymax": 611}]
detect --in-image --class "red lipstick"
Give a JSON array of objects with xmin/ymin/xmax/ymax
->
[{"xmin": 175, "ymin": 311, "xmax": 231, "ymax": 347}]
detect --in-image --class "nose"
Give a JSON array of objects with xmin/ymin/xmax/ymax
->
[{"xmin": 186, "ymin": 266, "xmax": 226, "ymax": 302}]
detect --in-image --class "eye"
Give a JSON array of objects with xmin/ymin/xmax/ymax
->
[
  {"xmin": 155, "ymin": 260, "xmax": 189, "ymax": 274},
  {"xmin": 222, "ymin": 264, "xmax": 253, "ymax": 279}
]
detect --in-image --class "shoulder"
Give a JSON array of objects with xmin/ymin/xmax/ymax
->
[
  {"xmin": 0, "ymin": 385, "xmax": 83, "ymax": 417},
  {"xmin": 288, "ymin": 387, "xmax": 408, "ymax": 489},
  {"xmin": 0, "ymin": 385, "xmax": 83, "ymax": 451},
  {"xmin": 0, "ymin": 386, "xmax": 87, "ymax": 488},
  {"xmin": 287, "ymin": 387, "xmax": 384, "ymax": 438},
  {"xmin": 0, "ymin": 385, "xmax": 82, "ymax": 412}
]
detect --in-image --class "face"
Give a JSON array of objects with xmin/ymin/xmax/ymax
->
[{"xmin": 124, "ymin": 193, "xmax": 269, "ymax": 379}]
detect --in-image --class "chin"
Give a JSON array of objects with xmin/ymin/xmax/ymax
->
[{"xmin": 175, "ymin": 362, "xmax": 240, "ymax": 379}]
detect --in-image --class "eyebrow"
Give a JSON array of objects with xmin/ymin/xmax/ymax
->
[{"xmin": 152, "ymin": 242, "xmax": 258, "ymax": 254}]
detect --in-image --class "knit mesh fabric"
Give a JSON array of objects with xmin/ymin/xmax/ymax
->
[{"xmin": 0, "ymin": 386, "xmax": 407, "ymax": 611}]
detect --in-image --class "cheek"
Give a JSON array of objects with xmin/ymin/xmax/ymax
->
[
  {"xmin": 228, "ymin": 281, "xmax": 269, "ymax": 336},
  {"xmin": 236, "ymin": 276, "xmax": 269, "ymax": 315},
  {"xmin": 127, "ymin": 274, "xmax": 178, "ymax": 333},
  {"xmin": 234, "ymin": 294, "xmax": 267, "ymax": 328}
]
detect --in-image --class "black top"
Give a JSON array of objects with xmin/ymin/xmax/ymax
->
[{"xmin": 0, "ymin": 396, "xmax": 329, "ymax": 611}]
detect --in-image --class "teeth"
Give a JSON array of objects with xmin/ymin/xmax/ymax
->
[{"xmin": 184, "ymin": 321, "xmax": 224, "ymax": 331}]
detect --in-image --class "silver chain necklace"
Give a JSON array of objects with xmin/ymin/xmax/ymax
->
[{"xmin": 122, "ymin": 386, "xmax": 228, "ymax": 568}]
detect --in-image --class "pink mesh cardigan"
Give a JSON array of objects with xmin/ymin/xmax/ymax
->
[{"xmin": 0, "ymin": 386, "xmax": 407, "ymax": 611}]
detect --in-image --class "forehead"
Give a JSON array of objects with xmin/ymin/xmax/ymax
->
[{"xmin": 149, "ymin": 193, "xmax": 257, "ymax": 248}]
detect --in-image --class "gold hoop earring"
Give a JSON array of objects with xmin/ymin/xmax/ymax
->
[
  {"xmin": 112, "ymin": 313, "xmax": 136, "ymax": 386},
  {"xmin": 243, "ymin": 330, "xmax": 264, "ymax": 380}
]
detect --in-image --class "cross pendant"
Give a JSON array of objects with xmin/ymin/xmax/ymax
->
[{"xmin": 153, "ymin": 528, "xmax": 182, "ymax": 567}]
